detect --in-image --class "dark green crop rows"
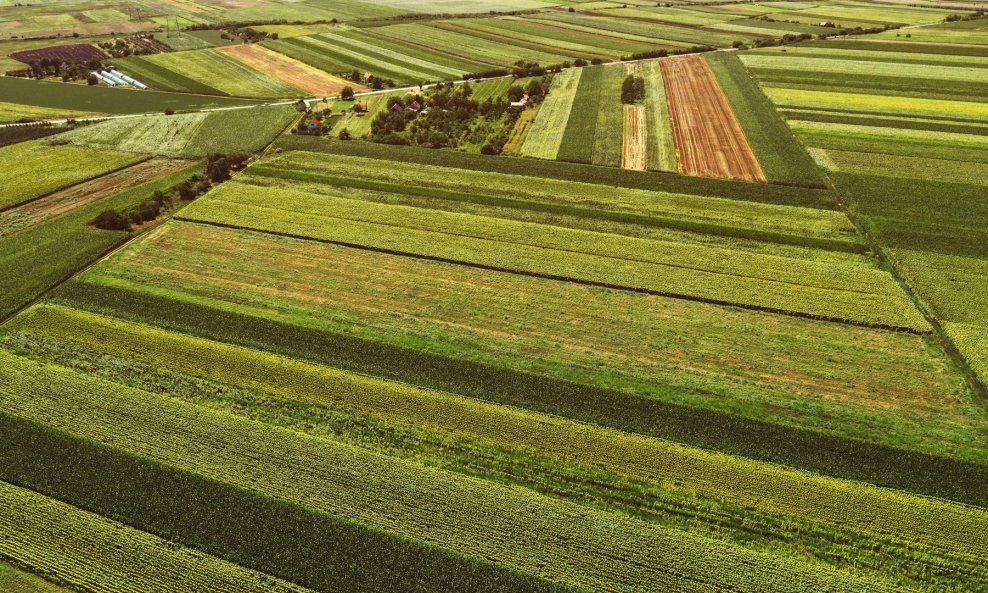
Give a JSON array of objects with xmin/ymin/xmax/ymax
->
[
  {"xmin": 555, "ymin": 65, "xmax": 603, "ymax": 163},
  {"xmin": 52, "ymin": 280, "xmax": 988, "ymax": 508},
  {"xmin": 0, "ymin": 412, "xmax": 574, "ymax": 593}
]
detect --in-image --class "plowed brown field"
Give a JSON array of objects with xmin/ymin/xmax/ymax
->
[
  {"xmin": 0, "ymin": 159, "xmax": 192, "ymax": 238},
  {"xmin": 659, "ymin": 55, "xmax": 765, "ymax": 183},
  {"xmin": 622, "ymin": 104, "xmax": 646, "ymax": 171},
  {"xmin": 217, "ymin": 44, "xmax": 363, "ymax": 96}
]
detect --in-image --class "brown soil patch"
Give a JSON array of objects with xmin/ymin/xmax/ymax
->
[
  {"xmin": 216, "ymin": 44, "xmax": 364, "ymax": 96},
  {"xmin": 622, "ymin": 104, "xmax": 646, "ymax": 171},
  {"xmin": 0, "ymin": 159, "xmax": 191, "ymax": 238},
  {"xmin": 659, "ymin": 54, "xmax": 765, "ymax": 183}
]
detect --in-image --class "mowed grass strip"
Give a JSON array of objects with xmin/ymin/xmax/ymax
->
[
  {"xmin": 10, "ymin": 302, "xmax": 988, "ymax": 570},
  {"xmin": 180, "ymin": 183, "xmax": 925, "ymax": 330},
  {"xmin": 0, "ymin": 479, "xmax": 313, "ymax": 593},
  {"xmin": 0, "ymin": 141, "xmax": 139, "ymax": 211},
  {"xmin": 73, "ymin": 222, "xmax": 984, "ymax": 465},
  {"xmin": 0, "ymin": 352, "xmax": 912, "ymax": 593},
  {"xmin": 520, "ymin": 67, "xmax": 582, "ymax": 159}
]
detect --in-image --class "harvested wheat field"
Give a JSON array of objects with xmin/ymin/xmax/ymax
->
[
  {"xmin": 622, "ymin": 104, "xmax": 646, "ymax": 170},
  {"xmin": 0, "ymin": 159, "xmax": 191, "ymax": 238},
  {"xmin": 216, "ymin": 44, "xmax": 362, "ymax": 96},
  {"xmin": 659, "ymin": 55, "xmax": 765, "ymax": 183}
]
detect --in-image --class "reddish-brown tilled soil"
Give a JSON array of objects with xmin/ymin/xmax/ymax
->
[{"xmin": 659, "ymin": 54, "xmax": 765, "ymax": 183}]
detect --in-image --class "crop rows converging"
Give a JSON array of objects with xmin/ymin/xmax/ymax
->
[
  {"xmin": 2, "ymin": 6, "xmax": 988, "ymax": 591},
  {"xmin": 2, "ymin": 340, "xmax": 986, "ymax": 593}
]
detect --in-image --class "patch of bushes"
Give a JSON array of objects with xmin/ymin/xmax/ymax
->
[
  {"xmin": 621, "ymin": 75, "xmax": 644, "ymax": 104},
  {"xmin": 92, "ymin": 156, "xmax": 241, "ymax": 231}
]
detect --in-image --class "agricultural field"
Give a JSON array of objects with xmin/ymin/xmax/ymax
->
[
  {"xmin": 0, "ymin": 76, "xmax": 265, "ymax": 115},
  {"xmin": 114, "ymin": 48, "xmax": 302, "ymax": 98},
  {"xmin": 0, "ymin": 157, "xmax": 199, "ymax": 319},
  {"xmin": 743, "ymin": 31, "xmax": 988, "ymax": 391},
  {"xmin": 0, "ymin": 140, "xmax": 139, "ymax": 211},
  {"xmin": 56, "ymin": 105, "xmax": 297, "ymax": 157},
  {"xmin": 1, "ymin": 1, "xmax": 988, "ymax": 591},
  {"xmin": 661, "ymin": 54, "xmax": 765, "ymax": 182}
]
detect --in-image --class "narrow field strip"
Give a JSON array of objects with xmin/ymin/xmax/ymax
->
[
  {"xmin": 51, "ymin": 278, "xmax": 988, "ymax": 507},
  {"xmin": 705, "ymin": 52, "xmax": 824, "ymax": 188},
  {"xmin": 763, "ymin": 86, "xmax": 988, "ymax": 123},
  {"xmin": 641, "ymin": 60, "xmax": 677, "ymax": 171},
  {"xmin": 519, "ymin": 67, "xmax": 582, "ymax": 159},
  {"xmin": 556, "ymin": 66, "xmax": 603, "ymax": 162},
  {"xmin": 742, "ymin": 54, "xmax": 988, "ymax": 84},
  {"xmin": 590, "ymin": 66, "xmax": 625, "ymax": 167},
  {"xmin": 622, "ymin": 104, "xmax": 646, "ymax": 170},
  {"xmin": 0, "ymin": 353, "xmax": 917, "ymax": 593},
  {"xmin": 660, "ymin": 55, "xmax": 766, "ymax": 182},
  {"xmin": 179, "ymin": 188, "xmax": 927, "ymax": 331},
  {"xmin": 0, "ymin": 159, "xmax": 190, "ymax": 239},
  {"xmin": 197, "ymin": 181, "xmax": 888, "ymax": 295},
  {"xmin": 254, "ymin": 152, "xmax": 856, "ymax": 246},
  {"xmin": 0, "ymin": 480, "xmax": 313, "ymax": 593},
  {"xmin": 216, "ymin": 44, "xmax": 359, "ymax": 96},
  {"xmin": 9, "ymin": 302, "xmax": 988, "ymax": 568}
]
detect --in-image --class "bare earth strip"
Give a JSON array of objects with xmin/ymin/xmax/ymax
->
[
  {"xmin": 622, "ymin": 104, "xmax": 646, "ymax": 170},
  {"xmin": 0, "ymin": 159, "xmax": 191, "ymax": 238},
  {"xmin": 659, "ymin": 55, "xmax": 766, "ymax": 182},
  {"xmin": 216, "ymin": 44, "xmax": 363, "ymax": 96}
]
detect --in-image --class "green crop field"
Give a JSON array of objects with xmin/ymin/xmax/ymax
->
[
  {"xmin": 115, "ymin": 49, "xmax": 300, "ymax": 98},
  {"xmin": 0, "ymin": 141, "xmax": 138, "ymax": 211},
  {"xmin": 0, "ymin": 76, "xmax": 264, "ymax": 114},
  {"xmin": 57, "ymin": 106, "xmax": 297, "ymax": 157},
  {"xmin": 1, "ymin": 1, "xmax": 987, "ymax": 591}
]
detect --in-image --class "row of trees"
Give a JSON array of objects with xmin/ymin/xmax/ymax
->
[{"xmin": 93, "ymin": 154, "xmax": 247, "ymax": 231}]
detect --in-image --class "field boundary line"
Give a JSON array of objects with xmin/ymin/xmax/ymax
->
[
  {"xmin": 814, "ymin": 169, "xmax": 988, "ymax": 407},
  {"xmin": 174, "ymin": 216, "xmax": 931, "ymax": 335}
]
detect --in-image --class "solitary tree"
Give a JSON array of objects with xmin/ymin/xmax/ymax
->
[{"xmin": 340, "ymin": 86, "xmax": 355, "ymax": 100}]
